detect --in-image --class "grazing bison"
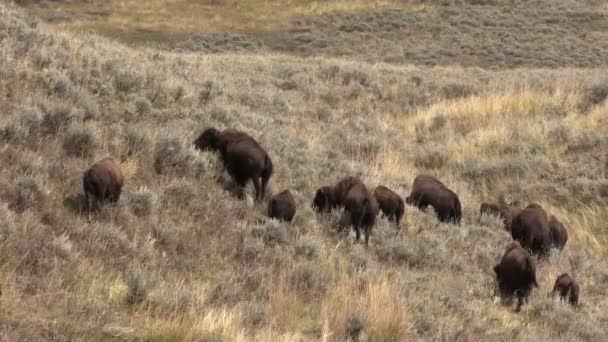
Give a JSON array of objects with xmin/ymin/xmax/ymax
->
[
  {"xmin": 480, "ymin": 201, "xmax": 522, "ymax": 232},
  {"xmin": 268, "ymin": 190, "xmax": 296, "ymax": 222},
  {"xmin": 194, "ymin": 128, "xmax": 273, "ymax": 201},
  {"xmin": 493, "ymin": 241, "xmax": 539, "ymax": 312},
  {"xmin": 83, "ymin": 156, "xmax": 124, "ymax": 208},
  {"xmin": 511, "ymin": 203, "xmax": 552, "ymax": 256},
  {"xmin": 549, "ymin": 215, "xmax": 568, "ymax": 250},
  {"xmin": 313, "ymin": 177, "xmax": 379, "ymax": 246},
  {"xmin": 552, "ymin": 273, "xmax": 579, "ymax": 306},
  {"xmin": 373, "ymin": 185, "xmax": 405, "ymax": 228},
  {"xmin": 405, "ymin": 175, "xmax": 462, "ymax": 224}
]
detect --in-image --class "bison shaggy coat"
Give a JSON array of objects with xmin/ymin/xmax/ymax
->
[
  {"xmin": 480, "ymin": 201, "xmax": 522, "ymax": 232},
  {"xmin": 268, "ymin": 190, "xmax": 296, "ymax": 222},
  {"xmin": 493, "ymin": 241, "xmax": 539, "ymax": 312},
  {"xmin": 405, "ymin": 175, "xmax": 462, "ymax": 224},
  {"xmin": 511, "ymin": 203, "xmax": 552, "ymax": 257},
  {"xmin": 194, "ymin": 128, "xmax": 273, "ymax": 201},
  {"xmin": 373, "ymin": 185, "xmax": 405, "ymax": 228},
  {"xmin": 313, "ymin": 177, "xmax": 379, "ymax": 246},
  {"xmin": 552, "ymin": 273, "xmax": 579, "ymax": 306},
  {"xmin": 549, "ymin": 215, "xmax": 568, "ymax": 251},
  {"xmin": 83, "ymin": 157, "xmax": 124, "ymax": 208}
]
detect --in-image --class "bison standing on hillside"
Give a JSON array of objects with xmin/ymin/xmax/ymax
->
[
  {"xmin": 493, "ymin": 241, "xmax": 539, "ymax": 312},
  {"xmin": 83, "ymin": 156, "xmax": 124, "ymax": 209},
  {"xmin": 549, "ymin": 215, "xmax": 568, "ymax": 251},
  {"xmin": 510, "ymin": 203, "xmax": 552, "ymax": 257},
  {"xmin": 194, "ymin": 128, "xmax": 273, "ymax": 201},
  {"xmin": 552, "ymin": 273, "xmax": 579, "ymax": 306},
  {"xmin": 268, "ymin": 189, "xmax": 296, "ymax": 222},
  {"xmin": 405, "ymin": 175, "xmax": 462, "ymax": 224},
  {"xmin": 313, "ymin": 177, "xmax": 379, "ymax": 246},
  {"xmin": 480, "ymin": 201, "xmax": 522, "ymax": 232},
  {"xmin": 373, "ymin": 185, "xmax": 405, "ymax": 229}
]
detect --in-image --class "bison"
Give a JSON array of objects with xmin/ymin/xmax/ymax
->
[
  {"xmin": 511, "ymin": 203, "xmax": 552, "ymax": 256},
  {"xmin": 493, "ymin": 241, "xmax": 539, "ymax": 312},
  {"xmin": 83, "ymin": 156, "xmax": 124, "ymax": 209},
  {"xmin": 405, "ymin": 175, "xmax": 462, "ymax": 224},
  {"xmin": 313, "ymin": 177, "xmax": 379, "ymax": 246},
  {"xmin": 373, "ymin": 185, "xmax": 405, "ymax": 228},
  {"xmin": 268, "ymin": 189, "xmax": 296, "ymax": 223},
  {"xmin": 552, "ymin": 273, "xmax": 579, "ymax": 306},
  {"xmin": 194, "ymin": 128, "xmax": 273, "ymax": 201},
  {"xmin": 480, "ymin": 201, "xmax": 522, "ymax": 232},
  {"xmin": 549, "ymin": 215, "xmax": 568, "ymax": 251}
]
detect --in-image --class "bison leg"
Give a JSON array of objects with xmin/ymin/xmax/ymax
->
[
  {"xmin": 252, "ymin": 176, "xmax": 261, "ymax": 202},
  {"xmin": 515, "ymin": 296, "xmax": 524, "ymax": 312},
  {"xmin": 364, "ymin": 226, "xmax": 370, "ymax": 247}
]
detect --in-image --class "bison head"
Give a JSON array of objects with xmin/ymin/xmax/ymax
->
[
  {"xmin": 312, "ymin": 186, "xmax": 334, "ymax": 213},
  {"xmin": 194, "ymin": 128, "xmax": 221, "ymax": 151}
]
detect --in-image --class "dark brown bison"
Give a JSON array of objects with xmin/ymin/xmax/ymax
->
[
  {"xmin": 511, "ymin": 203, "xmax": 552, "ymax": 256},
  {"xmin": 194, "ymin": 128, "xmax": 273, "ymax": 201},
  {"xmin": 83, "ymin": 156, "xmax": 124, "ymax": 208},
  {"xmin": 312, "ymin": 177, "xmax": 379, "ymax": 246},
  {"xmin": 480, "ymin": 201, "xmax": 522, "ymax": 232},
  {"xmin": 549, "ymin": 215, "xmax": 568, "ymax": 251},
  {"xmin": 552, "ymin": 273, "xmax": 579, "ymax": 306},
  {"xmin": 493, "ymin": 241, "xmax": 539, "ymax": 312},
  {"xmin": 373, "ymin": 185, "xmax": 404, "ymax": 228},
  {"xmin": 268, "ymin": 190, "xmax": 296, "ymax": 223},
  {"xmin": 405, "ymin": 175, "xmax": 461, "ymax": 224}
]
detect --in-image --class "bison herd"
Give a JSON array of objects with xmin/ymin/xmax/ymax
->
[{"xmin": 82, "ymin": 127, "xmax": 581, "ymax": 312}]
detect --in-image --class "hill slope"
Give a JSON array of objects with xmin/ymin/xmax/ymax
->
[{"xmin": 1, "ymin": 2, "xmax": 608, "ymax": 341}]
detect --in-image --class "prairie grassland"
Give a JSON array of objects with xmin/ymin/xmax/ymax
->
[
  {"xmin": 21, "ymin": 0, "xmax": 608, "ymax": 68},
  {"xmin": 1, "ymin": 1, "xmax": 608, "ymax": 341}
]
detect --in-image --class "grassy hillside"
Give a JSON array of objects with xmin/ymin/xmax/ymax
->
[
  {"xmin": 22, "ymin": 0, "xmax": 608, "ymax": 68},
  {"xmin": 1, "ymin": 1, "xmax": 608, "ymax": 341}
]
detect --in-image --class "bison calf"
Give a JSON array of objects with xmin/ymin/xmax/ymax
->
[
  {"xmin": 313, "ymin": 177, "xmax": 379, "ymax": 246},
  {"xmin": 268, "ymin": 190, "xmax": 296, "ymax": 223},
  {"xmin": 511, "ymin": 203, "xmax": 552, "ymax": 257},
  {"xmin": 549, "ymin": 215, "xmax": 568, "ymax": 251},
  {"xmin": 373, "ymin": 185, "xmax": 404, "ymax": 228},
  {"xmin": 194, "ymin": 127, "xmax": 273, "ymax": 201},
  {"xmin": 405, "ymin": 175, "xmax": 462, "ymax": 224},
  {"xmin": 83, "ymin": 156, "xmax": 124, "ymax": 209},
  {"xmin": 552, "ymin": 273, "xmax": 579, "ymax": 306},
  {"xmin": 480, "ymin": 201, "xmax": 522, "ymax": 232},
  {"xmin": 494, "ymin": 241, "xmax": 539, "ymax": 312}
]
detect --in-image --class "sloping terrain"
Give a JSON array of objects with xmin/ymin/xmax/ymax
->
[
  {"xmin": 1, "ymin": 1, "xmax": 608, "ymax": 341},
  {"xmin": 23, "ymin": 0, "xmax": 608, "ymax": 68}
]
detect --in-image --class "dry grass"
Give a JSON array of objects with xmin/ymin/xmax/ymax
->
[
  {"xmin": 1, "ymin": 1, "xmax": 608, "ymax": 340},
  {"xmin": 20, "ymin": 0, "xmax": 608, "ymax": 68}
]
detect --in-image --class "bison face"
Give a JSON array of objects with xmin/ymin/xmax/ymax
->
[
  {"xmin": 312, "ymin": 186, "xmax": 333, "ymax": 213},
  {"xmin": 194, "ymin": 128, "xmax": 221, "ymax": 151}
]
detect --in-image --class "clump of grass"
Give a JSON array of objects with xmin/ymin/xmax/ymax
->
[
  {"xmin": 124, "ymin": 266, "xmax": 154, "ymax": 305},
  {"xmin": 62, "ymin": 126, "xmax": 96, "ymax": 158},
  {"xmin": 4, "ymin": 176, "xmax": 47, "ymax": 213},
  {"xmin": 153, "ymin": 136, "xmax": 195, "ymax": 176},
  {"xmin": 0, "ymin": 105, "xmax": 43, "ymax": 144},
  {"xmin": 411, "ymin": 144, "xmax": 449, "ymax": 170},
  {"xmin": 129, "ymin": 186, "xmax": 157, "ymax": 217},
  {"xmin": 579, "ymin": 81, "xmax": 608, "ymax": 112}
]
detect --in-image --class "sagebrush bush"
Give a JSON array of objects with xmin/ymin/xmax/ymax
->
[
  {"xmin": 1, "ymin": 2, "xmax": 608, "ymax": 340},
  {"xmin": 129, "ymin": 187, "xmax": 157, "ymax": 217},
  {"xmin": 124, "ymin": 266, "xmax": 153, "ymax": 305},
  {"xmin": 62, "ymin": 126, "xmax": 96, "ymax": 158}
]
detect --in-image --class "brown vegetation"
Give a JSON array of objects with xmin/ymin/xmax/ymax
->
[{"xmin": 0, "ymin": 0, "xmax": 607, "ymax": 340}]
